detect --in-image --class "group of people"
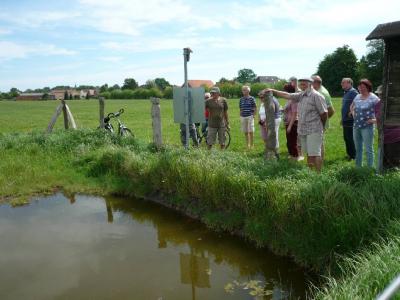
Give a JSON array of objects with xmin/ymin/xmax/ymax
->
[{"xmin": 180, "ymin": 75, "xmax": 398, "ymax": 172}]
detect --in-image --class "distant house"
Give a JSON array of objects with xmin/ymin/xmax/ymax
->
[
  {"xmin": 254, "ymin": 76, "xmax": 280, "ymax": 84},
  {"xmin": 182, "ymin": 80, "xmax": 214, "ymax": 88},
  {"xmin": 16, "ymin": 93, "xmax": 54, "ymax": 101},
  {"xmin": 50, "ymin": 89, "xmax": 81, "ymax": 100},
  {"xmin": 80, "ymin": 89, "xmax": 98, "ymax": 99}
]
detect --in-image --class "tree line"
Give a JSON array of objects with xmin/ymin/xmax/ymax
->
[
  {"xmin": 0, "ymin": 40, "xmax": 383, "ymax": 100},
  {"xmin": 317, "ymin": 40, "xmax": 384, "ymax": 96}
]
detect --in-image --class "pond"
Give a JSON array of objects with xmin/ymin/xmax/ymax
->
[{"xmin": 0, "ymin": 193, "xmax": 314, "ymax": 299}]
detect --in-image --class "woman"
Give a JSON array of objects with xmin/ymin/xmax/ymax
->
[
  {"xmin": 350, "ymin": 79, "xmax": 380, "ymax": 167},
  {"xmin": 258, "ymin": 92, "xmax": 281, "ymax": 160},
  {"xmin": 282, "ymin": 84, "xmax": 300, "ymax": 160},
  {"xmin": 239, "ymin": 85, "xmax": 256, "ymax": 149}
]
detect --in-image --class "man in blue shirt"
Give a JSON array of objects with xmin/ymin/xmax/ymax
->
[{"xmin": 341, "ymin": 77, "xmax": 358, "ymax": 160}]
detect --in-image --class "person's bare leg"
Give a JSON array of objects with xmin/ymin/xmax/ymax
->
[
  {"xmin": 245, "ymin": 132, "xmax": 250, "ymax": 148},
  {"xmin": 315, "ymin": 156, "xmax": 322, "ymax": 172},
  {"xmin": 249, "ymin": 132, "xmax": 254, "ymax": 148},
  {"xmin": 320, "ymin": 139, "xmax": 325, "ymax": 168},
  {"xmin": 307, "ymin": 156, "xmax": 316, "ymax": 170},
  {"xmin": 307, "ymin": 156, "xmax": 322, "ymax": 172}
]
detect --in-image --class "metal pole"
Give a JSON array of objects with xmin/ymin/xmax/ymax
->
[
  {"xmin": 183, "ymin": 48, "xmax": 192, "ymax": 149},
  {"xmin": 376, "ymin": 275, "xmax": 400, "ymax": 300}
]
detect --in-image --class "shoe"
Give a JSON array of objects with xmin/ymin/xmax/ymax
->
[{"xmin": 296, "ymin": 156, "xmax": 305, "ymax": 161}]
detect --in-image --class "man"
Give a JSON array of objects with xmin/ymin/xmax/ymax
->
[
  {"xmin": 312, "ymin": 75, "xmax": 335, "ymax": 120},
  {"xmin": 263, "ymin": 77, "xmax": 328, "ymax": 172},
  {"xmin": 341, "ymin": 77, "xmax": 358, "ymax": 160},
  {"xmin": 239, "ymin": 85, "xmax": 256, "ymax": 149},
  {"xmin": 205, "ymin": 87, "xmax": 229, "ymax": 150}
]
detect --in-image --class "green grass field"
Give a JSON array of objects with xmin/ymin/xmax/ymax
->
[
  {"xmin": 0, "ymin": 98, "xmax": 397, "ymax": 299},
  {"xmin": 0, "ymin": 98, "xmax": 351, "ymax": 163}
]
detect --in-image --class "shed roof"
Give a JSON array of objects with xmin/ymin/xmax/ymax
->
[
  {"xmin": 366, "ymin": 20, "xmax": 400, "ymax": 40},
  {"xmin": 185, "ymin": 80, "xmax": 214, "ymax": 88},
  {"xmin": 19, "ymin": 93, "xmax": 44, "ymax": 96}
]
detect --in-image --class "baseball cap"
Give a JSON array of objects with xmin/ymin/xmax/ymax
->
[
  {"xmin": 289, "ymin": 76, "xmax": 297, "ymax": 81},
  {"xmin": 210, "ymin": 86, "xmax": 220, "ymax": 94}
]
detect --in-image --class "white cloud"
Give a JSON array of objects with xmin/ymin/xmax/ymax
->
[
  {"xmin": 98, "ymin": 56, "xmax": 123, "ymax": 63},
  {"xmin": 78, "ymin": 0, "xmax": 195, "ymax": 36},
  {"xmin": 0, "ymin": 28, "xmax": 12, "ymax": 35},
  {"xmin": 1, "ymin": 0, "xmax": 398, "ymax": 91},
  {"xmin": 0, "ymin": 11, "xmax": 81, "ymax": 28},
  {"xmin": 0, "ymin": 41, "xmax": 76, "ymax": 61}
]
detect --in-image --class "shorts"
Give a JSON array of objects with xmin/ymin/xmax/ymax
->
[
  {"xmin": 207, "ymin": 127, "xmax": 226, "ymax": 145},
  {"xmin": 299, "ymin": 132, "xmax": 323, "ymax": 156},
  {"xmin": 240, "ymin": 116, "xmax": 255, "ymax": 133}
]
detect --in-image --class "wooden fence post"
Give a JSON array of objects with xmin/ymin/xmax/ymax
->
[
  {"xmin": 47, "ymin": 99, "xmax": 77, "ymax": 133},
  {"xmin": 65, "ymin": 105, "xmax": 77, "ymax": 129},
  {"xmin": 61, "ymin": 99, "xmax": 69, "ymax": 129},
  {"xmin": 47, "ymin": 102, "xmax": 64, "ymax": 133},
  {"xmin": 150, "ymin": 97, "xmax": 162, "ymax": 149},
  {"xmin": 99, "ymin": 97, "xmax": 105, "ymax": 129}
]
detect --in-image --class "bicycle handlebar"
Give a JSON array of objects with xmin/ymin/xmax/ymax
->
[{"xmin": 106, "ymin": 108, "xmax": 124, "ymax": 119}]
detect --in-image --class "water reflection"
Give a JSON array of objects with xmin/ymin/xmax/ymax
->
[{"xmin": 0, "ymin": 192, "xmax": 313, "ymax": 299}]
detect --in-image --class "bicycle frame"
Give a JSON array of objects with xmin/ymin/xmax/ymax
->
[{"xmin": 103, "ymin": 108, "xmax": 133, "ymax": 137}]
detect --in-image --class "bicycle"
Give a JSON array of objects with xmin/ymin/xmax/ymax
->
[
  {"xmin": 197, "ymin": 124, "xmax": 231, "ymax": 149},
  {"xmin": 103, "ymin": 108, "xmax": 134, "ymax": 137}
]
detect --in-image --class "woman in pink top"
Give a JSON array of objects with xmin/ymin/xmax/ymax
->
[{"xmin": 283, "ymin": 84, "xmax": 300, "ymax": 159}]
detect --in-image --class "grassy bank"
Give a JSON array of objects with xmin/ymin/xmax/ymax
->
[
  {"xmin": 314, "ymin": 220, "xmax": 400, "ymax": 299},
  {"xmin": 1, "ymin": 130, "xmax": 399, "ymax": 272},
  {"xmin": 0, "ymin": 97, "xmax": 398, "ymax": 298}
]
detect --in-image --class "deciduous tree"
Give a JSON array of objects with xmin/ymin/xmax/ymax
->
[
  {"xmin": 122, "ymin": 78, "xmax": 138, "ymax": 90},
  {"xmin": 316, "ymin": 45, "xmax": 358, "ymax": 96},
  {"xmin": 154, "ymin": 78, "xmax": 170, "ymax": 90},
  {"xmin": 236, "ymin": 68, "xmax": 257, "ymax": 84},
  {"xmin": 358, "ymin": 40, "xmax": 384, "ymax": 87}
]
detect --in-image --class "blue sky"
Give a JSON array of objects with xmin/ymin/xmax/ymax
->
[{"xmin": 0, "ymin": 0, "xmax": 399, "ymax": 91}]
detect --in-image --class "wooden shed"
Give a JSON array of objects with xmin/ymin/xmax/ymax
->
[{"xmin": 367, "ymin": 21, "xmax": 400, "ymax": 170}]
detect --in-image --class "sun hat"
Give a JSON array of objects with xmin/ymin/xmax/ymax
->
[{"xmin": 298, "ymin": 76, "xmax": 313, "ymax": 82}]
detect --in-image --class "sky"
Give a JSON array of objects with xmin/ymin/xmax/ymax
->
[{"xmin": 0, "ymin": 0, "xmax": 399, "ymax": 91}]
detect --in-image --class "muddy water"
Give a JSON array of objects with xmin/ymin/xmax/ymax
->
[{"xmin": 0, "ymin": 193, "xmax": 313, "ymax": 299}]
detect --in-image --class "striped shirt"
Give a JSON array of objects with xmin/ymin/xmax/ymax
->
[
  {"xmin": 239, "ymin": 96, "xmax": 256, "ymax": 117},
  {"xmin": 289, "ymin": 89, "xmax": 327, "ymax": 135}
]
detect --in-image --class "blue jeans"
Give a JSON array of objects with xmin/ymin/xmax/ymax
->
[{"xmin": 353, "ymin": 126, "xmax": 374, "ymax": 167}]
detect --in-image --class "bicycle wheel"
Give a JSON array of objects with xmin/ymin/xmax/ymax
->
[
  {"xmin": 224, "ymin": 129, "xmax": 231, "ymax": 149},
  {"xmin": 120, "ymin": 128, "xmax": 134, "ymax": 137}
]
